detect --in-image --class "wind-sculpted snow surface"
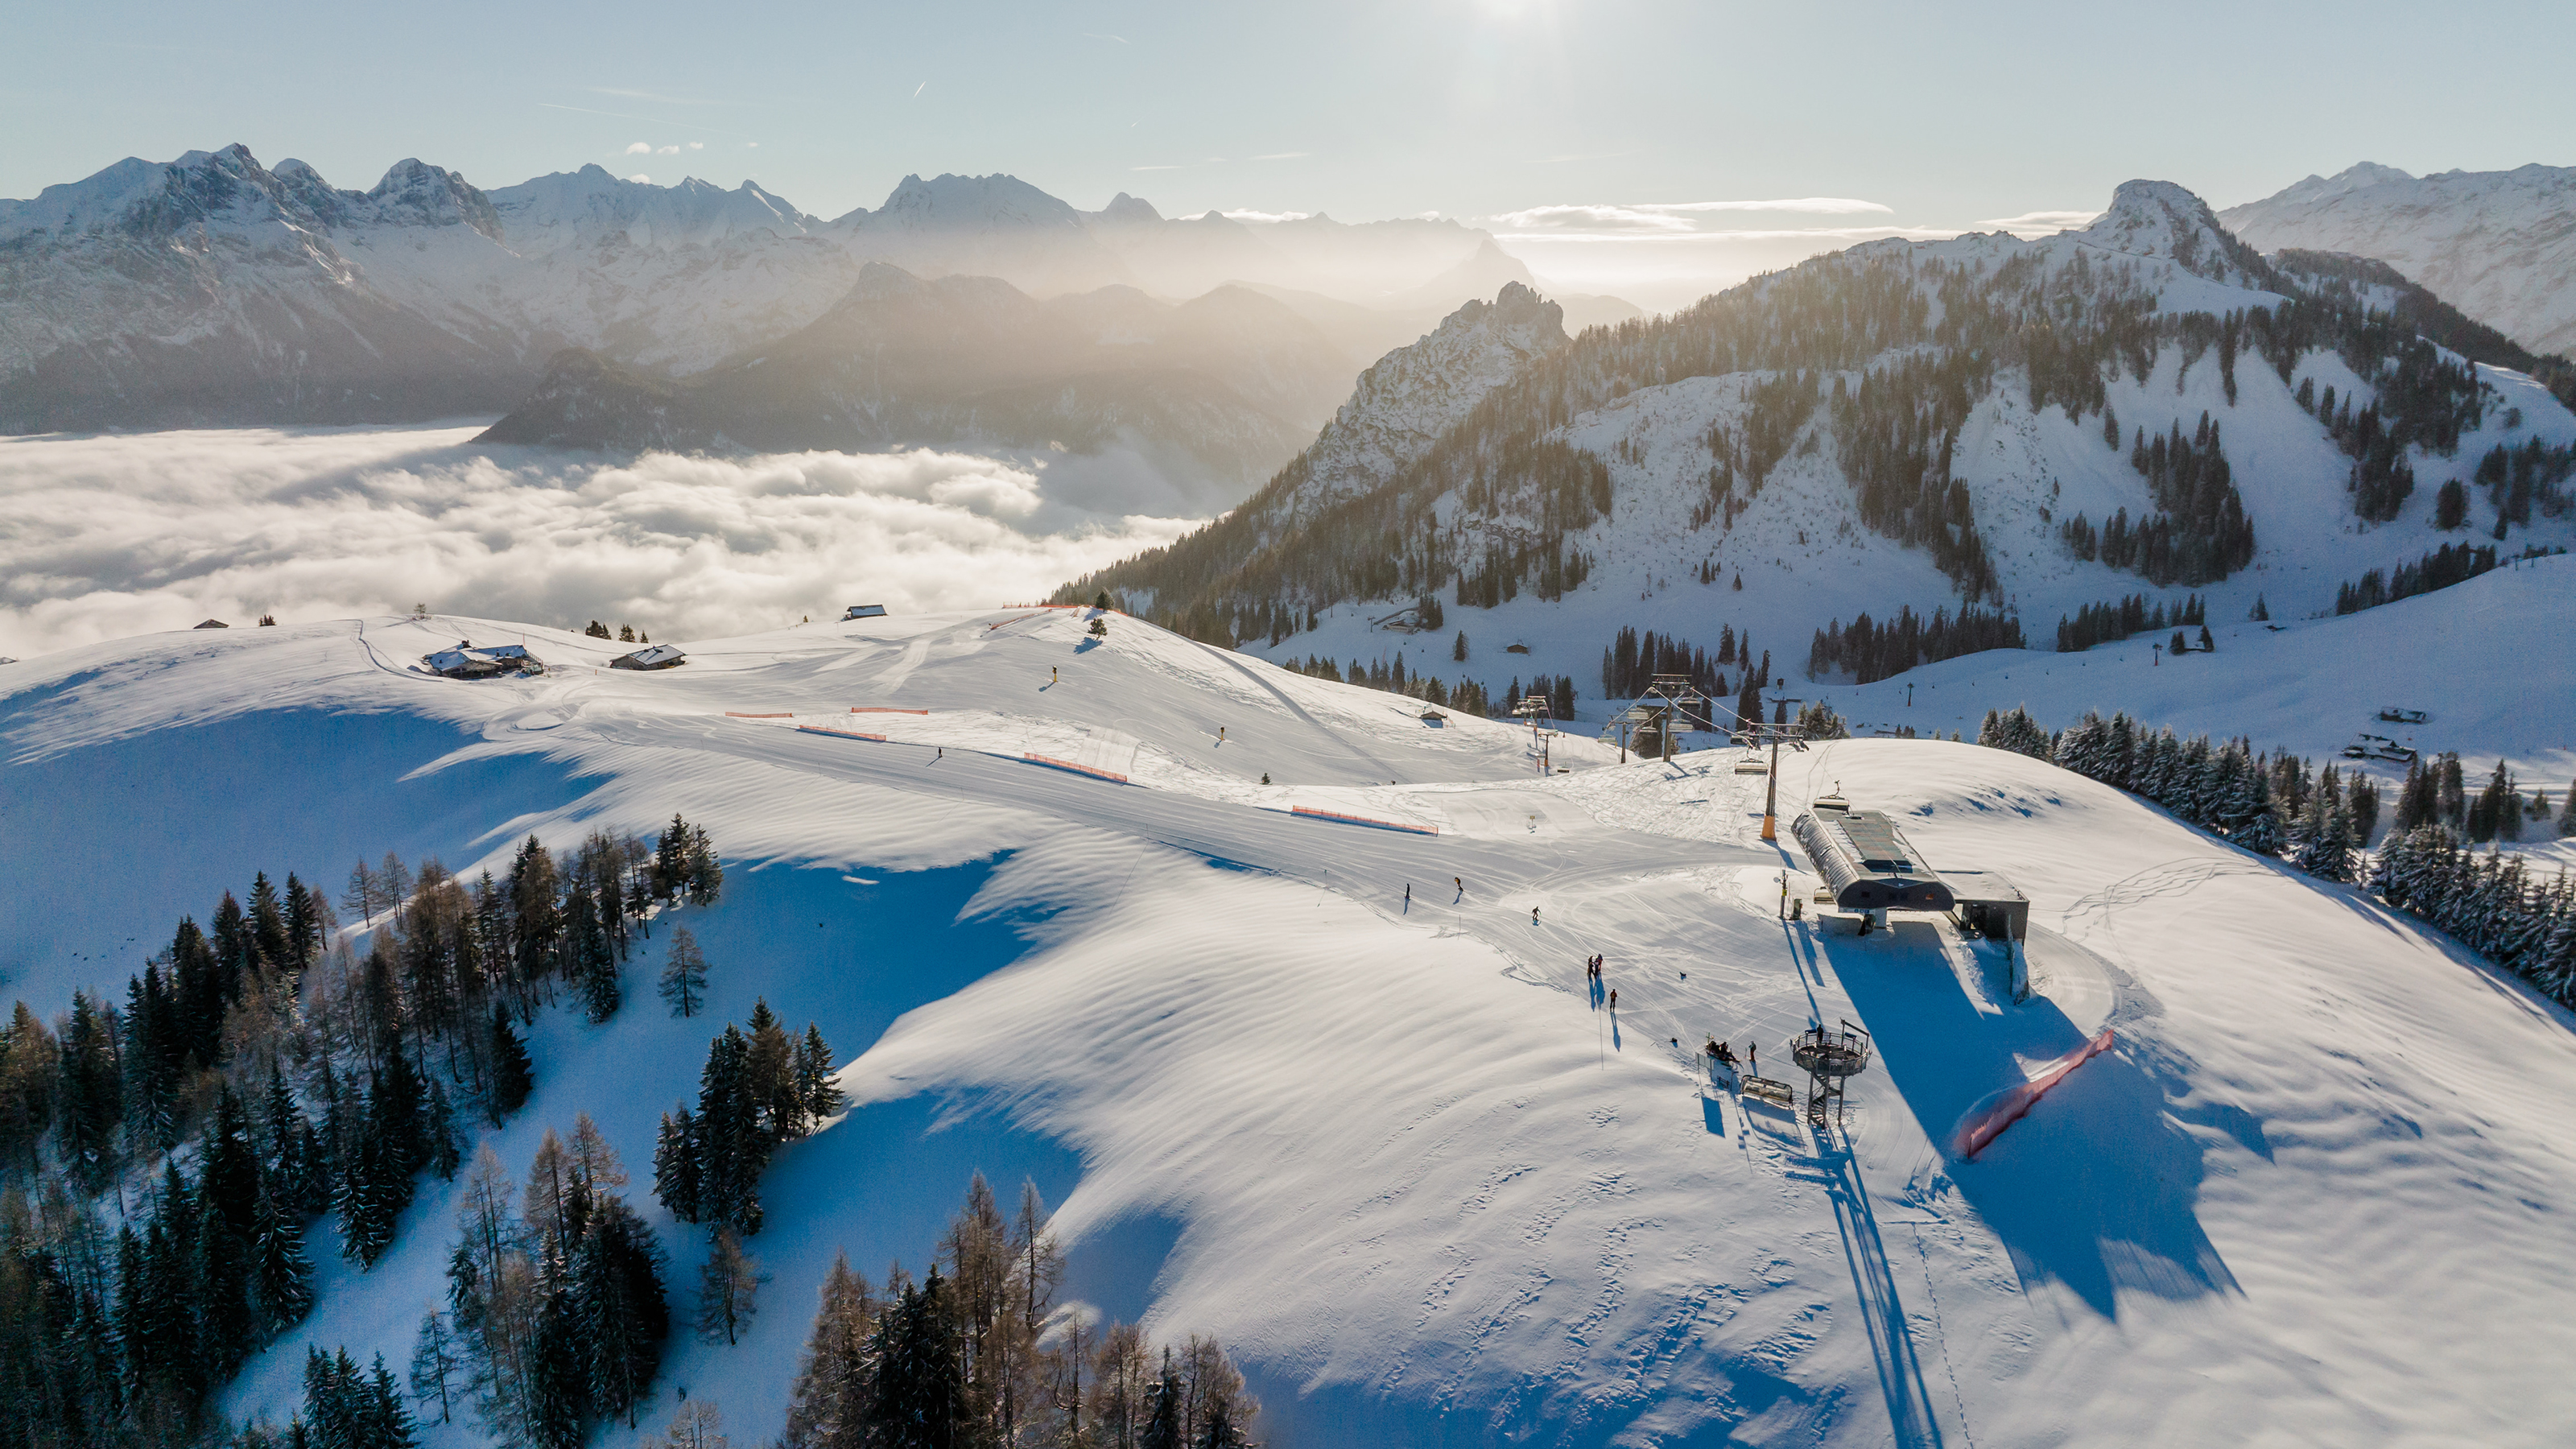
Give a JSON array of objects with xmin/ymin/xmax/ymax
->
[{"xmin": 5, "ymin": 608, "xmax": 2576, "ymax": 1447}]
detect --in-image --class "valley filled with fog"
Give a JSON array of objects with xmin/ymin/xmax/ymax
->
[{"xmin": 0, "ymin": 424, "xmax": 1201, "ymax": 657}]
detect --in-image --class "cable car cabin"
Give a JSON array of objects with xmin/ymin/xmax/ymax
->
[{"xmin": 1790, "ymin": 798, "xmax": 1955, "ymax": 914}]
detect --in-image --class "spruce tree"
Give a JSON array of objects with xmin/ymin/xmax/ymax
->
[
  {"xmin": 576, "ymin": 1197, "xmax": 670, "ymax": 1426},
  {"xmin": 252, "ymin": 1184, "xmax": 317, "ymax": 1335},
  {"xmin": 659, "ymin": 927, "xmax": 709, "ymax": 1018},
  {"xmin": 489, "ymin": 1009, "xmax": 535, "ymax": 1124},
  {"xmin": 655, "ymin": 1108, "xmax": 703, "ymax": 1225},
  {"xmin": 1139, "ymin": 1350, "xmax": 1185, "ymax": 1449}
]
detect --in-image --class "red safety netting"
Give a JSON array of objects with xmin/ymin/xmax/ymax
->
[{"xmin": 1951, "ymin": 1026, "xmax": 2115, "ymax": 1159}]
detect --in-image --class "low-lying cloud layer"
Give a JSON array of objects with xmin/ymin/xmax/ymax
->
[{"xmin": 0, "ymin": 426, "xmax": 1199, "ymax": 660}]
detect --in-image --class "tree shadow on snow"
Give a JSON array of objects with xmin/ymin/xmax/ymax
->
[{"xmin": 1814, "ymin": 921, "xmax": 2238, "ymax": 1319}]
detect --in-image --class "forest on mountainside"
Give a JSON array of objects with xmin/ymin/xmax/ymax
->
[{"xmin": 1059, "ymin": 223, "xmax": 2559, "ymax": 680}]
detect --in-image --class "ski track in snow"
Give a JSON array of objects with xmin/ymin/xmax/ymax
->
[{"xmin": 3, "ymin": 605, "xmax": 2574, "ymax": 1448}]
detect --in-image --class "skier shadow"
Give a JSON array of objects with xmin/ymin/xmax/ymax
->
[{"xmin": 1814, "ymin": 922, "xmax": 2239, "ymax": 1319}]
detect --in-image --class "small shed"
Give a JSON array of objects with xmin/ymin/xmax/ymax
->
[
  {"xmin": 1418, "ymin": 707, "xmax": 1448, "ymax": 728},
  {"xmin": 611, "ymin": 643, "xmax": 687, "ymax": 671},
  {"xmin": 1939, "ymin": 868, "xmax": 2028, "ymax": 943},
  {"xmin": 843, "ymin": 604, "xmax": 887, "ymax": 620},
  {"xmin": 1791, "ymin": 796, "xmax": 1955, "ymax": 914},
  {"xmin": 194, "ymin": 618, "xmax": 229, "ymax": 629}
]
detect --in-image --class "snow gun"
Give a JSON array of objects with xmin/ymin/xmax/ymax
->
[{"xmin": 1950, "ymin": 1026, "xmax": 2115, "ymax": 1159}]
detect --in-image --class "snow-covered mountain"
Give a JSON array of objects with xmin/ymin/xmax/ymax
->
[
  {"xmin": 6, "ymin": 603, "xmax": 2574, "ymax": 1448},
  {"xmin": 2220, "ymin": 162, "xmax": 2576, "ymax": 358},
  {"xmin": 479, "ymin": 264, "xmax": 1356, "ymax": 499},
  {"xmin": 0, "ymin": 146, "xmax": 1586, "ymax": 435},
  {"xmin": 1063, "ymin": 180, "xmax": 2576, "ymax": 729}
]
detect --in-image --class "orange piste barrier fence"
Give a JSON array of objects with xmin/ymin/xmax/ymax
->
[
  {"xmin": 796, "ymin": 724, "xmax": 889, "ymax": 743},
  {"xmin": 1951, "ymin": 1026, "xmax": 2115, "ymax": 1159},
  {"xmin": 1290, "ymin": 807, "xmax": 1439, "ymax": 836},
  {"xmin": 1022, "ymin": 753, "xmax": 1130, "ymax": 784}
]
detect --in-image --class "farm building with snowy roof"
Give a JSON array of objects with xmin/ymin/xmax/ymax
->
[
  {"xmin": 611, "ymin": 643, "xmax": 686, "ymax": 671},
  {"xmin": 424, "ymin": 642, "xmax": 542, "ymax": 679}
]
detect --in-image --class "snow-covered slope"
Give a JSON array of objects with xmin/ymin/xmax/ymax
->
[
  {"xmin": 5, "ymin": 608, "xmax": 2575, "ymax": 1447},
  {"xmin": 2220, "ymin": 163, "xmax": 2576, "ymax": 358}
]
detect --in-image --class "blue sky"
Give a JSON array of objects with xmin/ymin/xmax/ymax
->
[{"xmin": 10, "ymin": 0, "xmax": 2571, "ymax": 303}]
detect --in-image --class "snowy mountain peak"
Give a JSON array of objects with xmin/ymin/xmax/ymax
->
[
  {"xmin": 363, "ymin": 158, "xmax": 502, "ymax": 241},
  {"xmin": 1086, "ymin": 192, "xmax": 1165, "ymax": 228},
  {"xmin": 482, "ymin": 165, "xmax": 816, "ymax": 254},
  {"xmin": 1199, "ymin": 283, "xmax": 1571, "ymax": 541},
  {"xmin": 854, "ymin": 172, "xmax": 1089, "ymax": 234},
  {"xmin": 2219, "ymin": 162, "xmax": 2576, "ymax": 357},
  {"xmin": 2074, "ymin": 179, "xmax": 2271, "ymax": 286},
  {"xmin": 2269, "ymin": 162, "xmax": 2418, "ymax": 206}
]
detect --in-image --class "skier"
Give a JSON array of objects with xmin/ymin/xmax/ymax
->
[
  {"xmin": 1404, "ymin": 883, "xmax": 1411, "ymax": 906},
  {"xmin": 1748, "ymin": 1042, "xmax": 1758, "ymax": 1076},
  {"xmin": 1454, "ymin": 877, "xmax": 1463, "ymax": 901},
  {"xmin": 1609, "ymin": 989, "xmax": 1617, "ymax": 1009},
  {"xmin": 1051, "ymin": 667, "xmax": 1058, "ymax": 683},
  {"xmin": 935, "ymin": 747, "xmax": 943, "ymax": 762},
  {"xmin": 1532, "ymin": 906, "xmax": 1541, "ymax": 924}
]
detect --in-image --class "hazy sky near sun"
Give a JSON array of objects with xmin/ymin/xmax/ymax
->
[{"xmin": 7, "ymin": 0, "xmax": 2571, "ymax": 298}]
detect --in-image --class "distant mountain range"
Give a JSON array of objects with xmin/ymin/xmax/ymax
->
[
  {"xmin": 2221, "ymin": 163, "xmax": 2576, "ymax": 358},
  {"xmin": 0, "ymin": 145, "xmax": 1638, "ymax": 437}
]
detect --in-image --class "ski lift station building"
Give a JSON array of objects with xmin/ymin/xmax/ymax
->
[{"xmin": 1792, "ymin": 793, "xmax": 2028, "ymax": 940}]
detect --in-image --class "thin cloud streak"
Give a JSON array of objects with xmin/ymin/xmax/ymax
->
[
  {"xmin": 1977, "ymin": 208, "xmax": 2102, "ymax": 234},
  {"xmin": 1499, "ymin": 225, "xmax": 1968, "ymax": 244},
  {"xmin": 1489, "ymin": 198, "xmax": 1895, "ymax": 232}
]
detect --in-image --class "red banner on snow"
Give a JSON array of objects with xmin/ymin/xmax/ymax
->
[
  {"xmin": 849, "ymin": 707, "xmax": 930, "ymax": 715},
  {"xmin": 1951, "ymin": 1026, "xmax": 2115, "ymax": 1159}
]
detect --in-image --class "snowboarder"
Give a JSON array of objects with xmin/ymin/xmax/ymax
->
[
  {"xmin": 935, "ymin": 747, "xmax": 943, "ymax": 762},
  {"xmin": 1532, "ymin": 906, "xmax": 1541, "ymax": 924},
  {"xmin": 1404, "ymin": 883, "xmax": 1411, "ymax": 905}
]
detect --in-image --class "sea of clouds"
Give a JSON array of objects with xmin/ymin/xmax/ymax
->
[{"xmin": 0, "ymin": 424, "xmax": 1203, "ymax": 660}]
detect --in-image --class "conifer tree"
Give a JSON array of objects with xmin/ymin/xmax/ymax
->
[
  {"xmin": 488, "ymin": 1008, "xmax": 535, "ymax": 1124},
  {"xmin": 697, "ymin": 1228, "xmax": 766, "ymax": 1347},
  {"xmin": 660, "ymin": 927, "xmax": 710, "ymax": 1018},
  {"xmin": 252, "ymin": 1183, "xmax": 317, "ymax": 1334}
]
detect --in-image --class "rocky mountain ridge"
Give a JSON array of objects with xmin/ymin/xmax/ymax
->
[
  {"xmin": 2221, "ymin": 162, "xmax": 2576, "ymax": 357},
  {"xmin": 0, "ymin": 145, "xmax": 1572, "ymax": 434},
  {"xmin": 1059, "ymin": 180, "xmax": 2576, "ymax": 708}
]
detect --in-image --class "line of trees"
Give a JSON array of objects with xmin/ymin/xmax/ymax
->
[
  {"xmin": 1806, "ymin": 605, "xmax": 2023, "ymax": 684},
  {"xmin": 0, "ymin": 814, "xmax": 722, "ymax": 1449},
  {"xmin": 2332, "ymin": 543, "xmax": 2506, "ymax": 615},
  {"xmin": 2051, "ymin": 592, "xmax": 2206, "ymax": 653},
  {"xmin": 778, "ymin": 1173, "xmax": 1257, "ymax": 1449},
  {"xmin": 1981, "ymin": 708, "xmax": 2575, "ymax": 1004}
]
